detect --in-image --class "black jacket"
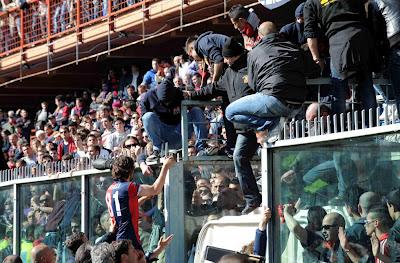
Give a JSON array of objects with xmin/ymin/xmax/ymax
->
[
  {"xmin": 372, "ymin": 0, "xmax": 400, "ymax": 48},
  {"xmin": 303, "ymin": 0, "xmax": 368, "ymax": 40},
  {"xmin": 194, "ymin": 31, "xmax": 229, "ymax": 63},
  {"xmin": 189, "ymin": 53, "xmax": 253, "ymax": 103},
  {"xmin": 248, "ymin": 33, "xmax": 310, "ymax": 102},
  {"xmin": 280, "ymin": 22, "xmax": 306, "ymax": 46},
  {"xmin": 189, "ymin": 53, "xmax": 254, "ymax": 131},
  {"xmin": 140, "ymin": 79, "xmax": 183, "ymax": 126}
]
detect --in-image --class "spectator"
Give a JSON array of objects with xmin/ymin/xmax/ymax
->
[
  {"xmin": 254, "ymin": 207, "xmax": 271, "ymax": 257},
  {"xmin": 226, "ymin": 22, "xmax": 310, "ymax": 144},
  {"xmin": 75, "ymin": 243, "xmax": 92, "ymax": 263},
  {"xmin": 16, "ymin": 109, "xmax": 32, "ymax": 140},
  {"xmin": 279, "ymin": 2, "xmax": 306, "ymax": 46},
  {"xmin": 140, "ymin": 78, "xmax": 208, "ymax": 162},
  {"xmin": 31, "ymin": 244, "xmax": 56, "ymax": 263},
  {"xmin": 142, "ymin": 58, "xmax": 160, "ymax": 90},
  {"xmin": 304, "ymin": 0, "xmax": 377, "ymax": 118},
  {"xmin": 346, "ymin": 191, "xmax": 381, "ymax": 251},
  {"xmin": 21, "ymin": 143, "xmax": 37, "ymax": 166},
  {"xmin": 228, "ymin": 4, "xmax": 260, "ymax": 50},
  {"xmin": 385, "ymin": 188, "xmax": 400, "ymax": 261},
  {"xmin": 54, "ymin": 95, "xmax": 70, "ymax": 126},
  {"xmin": 2, "ymin": 111, "xmax": 16, "ymax": 134},
  {"xmin": 188, "ymin": 37, "xmax": 260, "ymax": 213},
  {"xmin": 185, "ymin": 32, "xmax": 229, "ymax": 83},
  {"xmin": 65, "ymin": 232, "xmax": 88, "ymax": 256},
  {"xmin": 2, "ymin": 255, "xmax": 23, "ymax": 263},
  {"xmin": 371, "ymin": 0, "xmax": 400, "ymax": 114},
  {"xmin": 91, "ymin": 242, "xmax": 115, "ymax": 263},
  {"xmin": 112, "ymin": 239, "xmax": 146, "ymax": 263},
  {"xmin": 71, "ymin": 98, "xmax": 88, "ymax": 117},
  {"xmin": 104, "ymin": 118, "xmax": 128, "ymax": 151},
  {"xmin": 211, "ymin": 175, "xmax": 230, "ymax": 196},
  {"xmin": 129, "ymin": 64, "xmax": 143, "ymax": 92},
  {"xmin": 57, "ymin": 126, "xmax": 77, "ymax": 161},
  {"xmin": 365, "ymin": 208, "xmax": 392, "ymax": 263}
]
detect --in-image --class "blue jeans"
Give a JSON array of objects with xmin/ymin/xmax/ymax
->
[
  {"xmin": 233, "ymin": 132, "xmax": 261, "ymax": 206},
  {"xmin": 303, "ymin": 152, "xmax": 356, "ymax": 197},
  {"xmin": 142, "ymin": 107, "xmax": 208, "ymax": 152},
  {"xmin": 102, "ymin": 0, "xmax": 108, "ymax": 16},
  {"xmin": 225, "ymin": 93, "xmax": 293, "ymax": 132},
  {"xmin": 330, "ymin": 61, "xmax": 377, "ymax": 119},
  {"xmin": 53, "ymin": 6, "xmax": 61, "ymax": 33},
  {"xmin": 390, "ymin": 47, "xmax": 400, "ymax": 112}
]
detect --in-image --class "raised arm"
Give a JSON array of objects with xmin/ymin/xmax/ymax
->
[
  {"xmin": 138, "ymin": 156, "xmax": 176, "ymax": 196},
  {"xmin": 283, "ymin": 204, "xmax": 308, "ymax": 245}
]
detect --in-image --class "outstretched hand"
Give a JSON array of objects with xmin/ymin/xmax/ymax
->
[
  {"xmin": 158, "ymin": 234, "xmax": 174, "ymax": 250},
  {"xmin": 163, "ymin": 156, "xmax": 176, "ymax": 168}
]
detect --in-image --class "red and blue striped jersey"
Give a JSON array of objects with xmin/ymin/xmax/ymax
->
[{"xmin": 106, "ymin": 180, "xmax": 143, "ymax": 251}]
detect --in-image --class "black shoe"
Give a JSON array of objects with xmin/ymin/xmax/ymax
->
[
  {"xmin": 241, "ymin": 204, "xmax": 260, "ymax": 215},
  {"xmin": 146, "ymin": 150, "xmax": 160, "ymax": 163}
]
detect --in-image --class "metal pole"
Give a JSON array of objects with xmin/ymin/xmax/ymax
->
[
  {"xmin": 181, "ymin": 104, "xmax": 189, "ymax": 161},
  {"xmin": 81, "ymin": 174, "xmax": 89, "ymax": 234},
  {"xmin": 76, "ymin": 0, "xmax": 82, "ymax": 64},
  {"xmin": 12, "ymin": 184, "xmax": 20, "ymax": 255},
  {"xmin": 107, "ymin": 0, "xmax": 112, "ymax": 55},
  {"xmin": 180, "ymin": 0, "xmax": 183, "ymax": 31}
]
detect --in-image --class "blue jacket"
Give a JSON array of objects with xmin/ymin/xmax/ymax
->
[
  {"xmin": 254, "ymin": 229, "xmax": 266, "ymax": 257},
  {"xmin": 142, "ymin": 69, "xmax": 157, "ymax": 89},
  {"xmin": 194, "ymin": 31, "xmax": 228, "ymax": 63},
  {"xmin": 280, "ymin": 22, "xmax": 306, "ymax": 46}
]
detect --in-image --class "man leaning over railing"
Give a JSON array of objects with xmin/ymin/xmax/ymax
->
[
  {"xmin": 185, "ymin": 37, "xmax": 261, "ymax": 214},
  {"xmin": 225, "ymin": 22, "xmax": 316, "ymax": 144}
]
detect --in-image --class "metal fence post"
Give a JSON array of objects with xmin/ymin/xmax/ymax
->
[
  {"xmin": 81, "ymin": 174, "xmax": 89, "ymax": 234},
  {"xmin": 261, "ymin": 144, "xmax": 272, "ymax": 263},
  {"xmin": 181, "ymin": 103, "xmax": 189, "ymax": 161},
  {"xmin": 12, "ymin": 183, "xmax": 20, "ymax": 255}
]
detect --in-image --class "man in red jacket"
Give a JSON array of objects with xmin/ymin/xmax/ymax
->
[{"xmin": 57, "ymin": 126, "xmax": 77, "ymax": 160}]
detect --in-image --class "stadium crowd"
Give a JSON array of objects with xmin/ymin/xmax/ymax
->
[{"xmin": 0, "ymin": 0, "xmax": 399, "ymax": 262}]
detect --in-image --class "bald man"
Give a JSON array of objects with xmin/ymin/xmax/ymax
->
[
  {"xmin": 284, "ymin": 205, "xmax": 350, "ymax": 262},
  {"xmin": 226, "ymin": 21, "xmax": 312, "ymax": 144},
  {"xmin": 31, "ymin": 244, "xmax": 56, "ymax": 263}
]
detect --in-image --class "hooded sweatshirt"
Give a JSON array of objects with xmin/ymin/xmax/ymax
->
[{"xmin": 140, "ymin": 79, "xmax": 184, "ymax": 125}]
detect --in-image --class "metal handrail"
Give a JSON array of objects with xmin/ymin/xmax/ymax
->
[{"xmin": 0, "ymin": 0, "xmax": 156, "ymax": 57}]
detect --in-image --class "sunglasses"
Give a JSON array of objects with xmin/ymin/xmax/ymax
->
[
  {"xmin": 364, "ymin": 219, "xmax": 376, "ymax": 225},
  {"xmin": 322, "ymin": 224, "xmax": 338, "ymax": 230},
  {"xmin": 124, "ymin": 143, "xmax": 138, "ymax": 148}
]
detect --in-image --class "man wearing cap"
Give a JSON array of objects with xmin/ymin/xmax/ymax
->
[
  {"xmin": 140, "ymin": 78, "xmax": 208, "ymax": 162},
  {"xmin": 187, "ymin": 38, "xmax": 261, "ymax": 214},
  {"xmin": 280, "ymin": 2, "xmax": 306, "ymax": 46},
  {"xmin": 226, "ymin": 22, "xmax": 311, "ymax": 143}
]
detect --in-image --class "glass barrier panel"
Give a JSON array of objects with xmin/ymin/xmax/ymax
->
[
  {"xmin": 184, "ymin": 161, "xmax": 262, "ymax": 262},
  {"xmin": 0, "ymin": 186, "xmax": 14, "ymax": 261},
  {"xmin": 273, "ymin": 132, "xmax": 400, "ymax": 263},
  {"xmin": 19, "ymin": 177, "xmax": 81, "ymax": 263}
]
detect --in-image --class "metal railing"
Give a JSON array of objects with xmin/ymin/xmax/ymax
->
[
  {"xmin": 0, "ymin": 157, "xmax": 94, "ymax": 182},
  {"xmin": 0, "ymin": 0, "xmax": 153, "ymax": 57}
]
